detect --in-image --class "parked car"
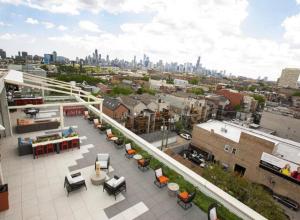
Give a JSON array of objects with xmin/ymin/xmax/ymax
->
[
  {"xmin": 273, "ymin": 193, "xmax": 299, "ymax": 211},
  {"xmin": 180, "ymin": 133, "xmax": 191, "ymax": 140}
]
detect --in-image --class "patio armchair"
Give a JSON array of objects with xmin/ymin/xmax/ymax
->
[
  {"xmin": 177, "ymin": 191, "xmax": 196, "ymax": 210},
  {"xmin": 208, "ymin": 203, "xmax": 219, "ymax": 220},
  {"xmin": 64, "ymin": 172, "xmax": 87, "ymax": 196},
  {"xmin": 84, "ymin": 111, "xmax": 90, "ymax": 120},
  {"xmin": 106, "ymin": 129, "xmax": 116, "ymax": 140},
  {"xmin": 154, "ymin": 168, "xmax": 169, "ymax": 188},
  {"xmin": 94, "ymin": 118, "xmax": 102, "ymax": 128},
  {"xmin": 95, "ymin": 153, "xmax": 110, "ymax": 172},
  {"xmin": 103, "ymin": 175, "xmax": 126, "ymax": 200},
  {"xmin": 125, "ymin": 143, "xmax": 136, "ymax": 158},
  {"xmin": 137, "ymin": 158, "xmax": 151, "ymax": 171}
]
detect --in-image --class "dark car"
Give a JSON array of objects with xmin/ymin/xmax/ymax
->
[{"xmin": 273, "ymin": 193, "xmax": 299, "ymax": 211}]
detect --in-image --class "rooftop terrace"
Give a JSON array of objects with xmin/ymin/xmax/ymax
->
[{"xmin": 0, "ymin": 113, "xmax": 206, "ymax": 220}]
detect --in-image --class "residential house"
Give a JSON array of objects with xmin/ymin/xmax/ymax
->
[
  {"xmin": 118, "ymin": 96, "xmax": 147, "ymax": 116},
  {"xmin": 97, "ymin": 83, "xmax": 112, "ymax": 94},
  {"xmin": 102, "ymin": 97, "xmax": 129, "ymax": 122},
  {"xmin": 216, "ymin": 89, "xmax": 244, "ymax": 110}
]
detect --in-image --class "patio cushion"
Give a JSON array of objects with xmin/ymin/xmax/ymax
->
[
  {"xmin": 155, "ymin": 168, "xmax": 162, "ymax": 177},
  {"xmin": 158, "ymin": 176, "xmax": 169, "ymax": 184},
  {"xmin": 97, "ymin": 161, "xmax": 108, "ymax": 168},
  {"xmin": 97, "ymin": 154, "xmax": 109, "ymax": 161},
  {"xmin": 127, "ymin": 149, "xmax": 136, "ymax": 155},
  {"xmin": 72, "ymin": 175, "xmax": 84, "ymax": 183},
  {"xmin": 113, "ymin": 176, "xmax": 125, "ymax": 187},
  {"xmin": 138, "ymin": 159, "xmax": 145, "ymax": 165},
  {"xmin": 107, "ymin": 178, "xmax": 117, "ymax": 187},
  {"xmin": 94, "ymin": 119, "xmax": 99, "ymax": 124},
  {"xmin": 179, "ymin": 191, "xmax": 189, "ymax": 200},
  {"xmin": 67, "ymin": 174, "xmax": 74, "ymax": 184},
  {"xmin": 125, "ymin": 143, "xmax": 131, "ymax": 150}
]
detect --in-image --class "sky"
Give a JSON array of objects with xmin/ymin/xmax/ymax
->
[{"xmin": 1, "ymin": 0, "xmax": 300, "ymax": 80}]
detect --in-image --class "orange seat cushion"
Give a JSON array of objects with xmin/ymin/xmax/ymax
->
[
  {"xmin": 138, "ymin": 159, "xmax": 145, "ymax": 165},
  {"xmin": 107, "ymin": 134, "xmax": 114, "ymax": 138},
  {"xmin": 179, "ymin": 191, "xmax": 189, "ymax": 200},
  {"xmin": 127, "ymin": 149, "xmax": 136, "ymax": 155},
  {"xmin": 158, "ymin": 176, "xmax": 169, "ymax": 184}
]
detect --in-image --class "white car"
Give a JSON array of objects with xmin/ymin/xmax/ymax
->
[{"xmin": 180, "ymin": 133, "xmax": 191, "ymax": 140}]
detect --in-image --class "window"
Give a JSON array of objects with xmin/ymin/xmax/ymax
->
[
  {"xmin": 224, "ymin": 145, "xmax": 231, "ymax": 152},
  {"xmin": 234, "ymin": 164, "xmax": 246, "ymax": 177},
  {"xmin": 231, "ymin": 148, "xmax": 237, "ymax": 155}
]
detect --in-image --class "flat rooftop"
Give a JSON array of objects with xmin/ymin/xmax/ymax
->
[
  {"xmin": 0, "ymin": 113, "xmax": 206, "ymax": 220},
  {"xmin": 197, "ymin": 120, "xmax": 300, "ymax": 164}
]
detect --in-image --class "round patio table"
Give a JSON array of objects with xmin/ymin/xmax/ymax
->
[
  {"xmin": 90, "ymin": 172, "xmax": 106, "ymax": 185},
  {"xmin": 167, "ymin": 182, "xmax": 179, "ymax": 197},
  {"xmin": 133, "ymin": 154, "xmax": 142, "ymax": 160}
]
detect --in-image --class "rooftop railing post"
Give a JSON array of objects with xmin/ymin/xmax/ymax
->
[{"xmin": 60, "ymin": 104, "xmax": 64, "ymax": 129}]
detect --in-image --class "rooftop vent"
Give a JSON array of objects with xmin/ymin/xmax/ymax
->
[{"xmin": 221, "ymin": 127, "xmax": 228, "ymax": 133}]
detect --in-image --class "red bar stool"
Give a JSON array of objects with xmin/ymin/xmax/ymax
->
[
  {"xmin": 71, "ymin": 139, "xmax": 79, "ymax": 149},
  {"xmin": 60, "ymin": 141, "xmax": 69, "ymax": 152},
  {"xmin": 35, "ymin": 145, "xmax": 45, "ymax": 158},
  {"xmin": 46, "ymin": 144, "xmax": 55, "ymax": 155}
]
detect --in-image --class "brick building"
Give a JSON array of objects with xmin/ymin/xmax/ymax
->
[
  {"xmin": 102, "ymin": 97, "xmax": 129, "ymax": 122},
  {"xmin": 216, "ymin": 89, "xmax": 244, "ymax": 110},
  {"xmin": 191, "ymin": 120, "xmax": 300, "ymax": 203}
]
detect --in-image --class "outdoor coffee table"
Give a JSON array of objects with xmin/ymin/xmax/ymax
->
[
  {"xmin": 133, "ymin": 154, "xmax": 143, "ymax": 160},
  {"xmin": 90, "ymin": 172, "xmax": 106, "ymax": 185},
  {"xmin": 167, "ymin": 182, "xmax": 179, "ymax": 196}
]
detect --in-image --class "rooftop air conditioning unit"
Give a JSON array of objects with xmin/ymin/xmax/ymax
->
[{"xmin": 221, "ymin": 127, "xmax": 228, "ymax": 133}]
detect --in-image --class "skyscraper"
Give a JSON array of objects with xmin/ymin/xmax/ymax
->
[
  {"xmin": 195, "ymin": 56, "xmax": 201, "ymax": 70},
  {"xmin": 52, "ymin": 51, "xmax": 57, "ymax": 63},
  {"xmin": 0, "ymin": 49, "xmax": 6, "ymax": 59},
  {"xmin": 95, "ymin": 49, "xmax": 98, "ymax": 64}
]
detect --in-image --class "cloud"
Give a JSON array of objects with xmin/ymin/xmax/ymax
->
[
  {"xmin": 3, "ymin": 0, "xmax": 300, "ymax": 79},
  {"xmin": 282, "ymin": 13, "xmax": 300, "ymax": 46},
  {"xmin": 0, "ymin": 33, "xmax": 28, "ymax": 40},
  {"xmin": 25, "ymin": 17, "xmax": 39, "ymax": 24},
  {"xmin": 78, "ymin": 20, "xmax": 102, "ymax": 33},
  {"xmin": 0, "ymin": 21, "xmax": 11, "ymax": 27},
  {"xmin": 42, "ymin": 21, "xmax": 55, "ymax": 29},
  {"xmin": 57, "ymin": 25, "xmax": 68, "ymax": 31}
]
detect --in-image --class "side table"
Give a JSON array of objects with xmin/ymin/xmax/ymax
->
[{"xmin": 167, "ymin": 182, "xmax": 179, "ymax": 197}]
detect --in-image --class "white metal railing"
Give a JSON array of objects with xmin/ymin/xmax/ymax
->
[{"xmin": 76, "ymin": 96, "xmax": 267, "ymax": 220}]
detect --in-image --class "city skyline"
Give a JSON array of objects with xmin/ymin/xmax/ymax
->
[{"xmin": 1, "ymin": 0, "xmax": 300, "ymax": 80}]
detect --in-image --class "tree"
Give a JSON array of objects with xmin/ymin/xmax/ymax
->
[
  {"xmin": 189, "ymin": 78, "xmax": 199, "ymax": 85},
  {"xmin": 252, "ymin": 94, "xmax": 265, "ymax": 107},
  {"xmin": 202, "ymin": 165, "xmax": 288, "ymax": 220},
  {"xmin": 292, "ymin": 91, "xmax": 300, "ymax": 97},
  {"xmin": 191, "ymin": 87, "xmax": 204, "ymax": 95}
]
